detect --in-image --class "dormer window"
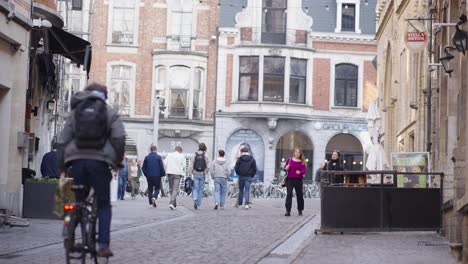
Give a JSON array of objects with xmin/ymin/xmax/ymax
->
[
  {"xmin": 335, "ymin": 0, "xmax": 361, "ymax": 34},
  {"xmin": 341, "ymin": 4, "xmax": 355, "ymax": 32},
  {"xmin": 261, "ymin": 0, "xmax": 287, "ymax": 45}
]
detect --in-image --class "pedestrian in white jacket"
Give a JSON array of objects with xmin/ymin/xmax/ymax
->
[{"xmin": 164, "ymin": 146, "xmax": 186, "ymax": 209}]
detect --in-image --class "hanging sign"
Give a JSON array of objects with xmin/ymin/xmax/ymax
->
[{"xmin": 405, "ymin": 30, "xmax": 428, "ymax": 51}]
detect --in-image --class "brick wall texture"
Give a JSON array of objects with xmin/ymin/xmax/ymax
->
[
  {"xmin": 89, "ymin": 0, "xmax": 217, "ymax": 119},
  {"xmin": 312, "ymin": 58, "xmax": 331, "ymax": 110},
  {"xmin": 34, "ymin": 0, "xmax": 56, "ymax": 9},
  {"xmin": 363, "ymin": 60, "xmax": 377, "ymax": 112}
]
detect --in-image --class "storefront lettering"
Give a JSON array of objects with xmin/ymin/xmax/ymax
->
[{"xmin": 314, "ymin": 122, "xmax": 367, "ymax": 131}]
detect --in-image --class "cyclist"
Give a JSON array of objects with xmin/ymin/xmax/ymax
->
[{"xmin": 57, "ymin": 83, "xmax": 126, "ymax": 258}]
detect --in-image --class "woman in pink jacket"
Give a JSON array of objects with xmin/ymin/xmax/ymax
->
[{"xmin": 283, "ymin": 147, "xmax": 307, "ymax": 216}]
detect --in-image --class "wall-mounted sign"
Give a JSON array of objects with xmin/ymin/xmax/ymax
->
[
  {"xmin": 405, "ymin": 31, "xmax": 428, "ymax": 51},
  {"xmin": 314, "ymin": 122, "xmax": 368, "ymax": 131}
]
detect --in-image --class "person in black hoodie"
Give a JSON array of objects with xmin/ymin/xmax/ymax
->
[
  {"xmin": 322, "ymin": 150, "xmax": 344, "ymax": 184},
  {"xmin": 234, "ymin": 146, "xmax": 257, "ymax": 209}
]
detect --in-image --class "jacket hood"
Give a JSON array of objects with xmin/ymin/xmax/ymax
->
[
  {"xmin": 71, "ymin": 91, "xmax": 106, "ymax": 109},
  {"xmin": 239, "ymin": 155, "xmax": 253, "ymax": 162},
  {"xmin": 216, "ymin": 157, "xmax": 226, "ymax": 165}
]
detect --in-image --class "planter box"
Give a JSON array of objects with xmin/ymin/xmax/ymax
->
[{"xmin": 23, "ymin": 181, "xmax": 60, "ymax": 220}]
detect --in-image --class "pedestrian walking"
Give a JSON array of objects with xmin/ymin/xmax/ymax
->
[
  {"xmin": 129, "ymin": 159, "xmax": 139, "ymax": 199},
  {"xmin": 164, "ymin": 146, "xmax": 186, "ymax": 210},
  {"xmin": 40, "ymin": 142, "xmax": 59, "ymax": 178},
  {"xmin": 142, "ymin": 145, "xmax": 166, "ymax": 208},
  {"xmin": 323, "ymin": 150, "xmax": 344, "ymax": 184},
  {"xmin": 234, "ymin": 146, "xmax": 257, "ymax": 209},
  {"xmin": 117, "ymin": 157, "xmax": 128, "ymax": 200},
  {"xmin": 284, "ymin": 147, "xmax": 307, "ymax": 216},
  {"xmin": 57, "ymin": 83, "xmax": 126, "ymax": 257},
  {"xmin": 189, "ymin": 143, "xmax": 210, "ymax": 209},
  {"xmin": 211, "ymin": 150, "xmax": 230, "ymax": 210}
]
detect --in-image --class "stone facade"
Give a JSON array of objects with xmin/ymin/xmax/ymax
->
[
  {"xmin": 89, "ymin": 0, "xmax": 218, "ymax": 159},
  {"xmin": 0, "ymin": 0, "xmax": 31, "ymax": 216},
  {"xmin": 215, "ymin": 0, "xmax": 377, "ymax": 183}
]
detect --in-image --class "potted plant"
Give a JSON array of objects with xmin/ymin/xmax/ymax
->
[{"xmin": 23, "ymin": 178, "xmax": 60, "ymax": 219}]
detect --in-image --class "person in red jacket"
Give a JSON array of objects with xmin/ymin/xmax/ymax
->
[{"xmin": 283, "ymin": 147, "xmax": 307, "ymax": 216}]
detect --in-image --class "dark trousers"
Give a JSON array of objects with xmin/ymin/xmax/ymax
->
[
  {"xmin": 285, "ymin": 178, "xmax": 304, "ymax": 212},
  {"xmin": 146, "ymin": 176, "xmax": 161, "ymax": 204},
  {"xmin": 70, "ymin": 160, "xmax": 112, "ymax": 246},
  {"xmin": 117, "ymin": 175, "xmax": 127, "ymax": 199}
]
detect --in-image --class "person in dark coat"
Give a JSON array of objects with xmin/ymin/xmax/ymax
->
[
  {"xmin": 322, "ymin": 151, "xmax": 344, "ymax": 184},
  {"xmin": 41, "ymin": 143, "xmax": 59, "ymax": 178},
  {"xmin": 234, "ymin": 146, "xmax": 257, "ymax": 209},
  {"xmin": 142, "ymin": 145, "xmax": 166, "ymax": 208}
]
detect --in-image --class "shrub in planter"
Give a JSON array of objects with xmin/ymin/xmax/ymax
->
[{"xmin": 23, "ymin": 178, "xmax": 60, "ymax": 219}]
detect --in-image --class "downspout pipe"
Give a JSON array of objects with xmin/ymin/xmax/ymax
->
[
  {"xmin": 212, "ymin": 26, "xmax": 219, "ymax": 160},
  {"xmin": 426, "ymin": 2, "xmax": 433, "ymax": 153}
]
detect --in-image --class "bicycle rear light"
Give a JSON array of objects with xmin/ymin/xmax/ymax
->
[{"xmin": 63, "ymin": 204, "xmax": 76, "ymax": 211}]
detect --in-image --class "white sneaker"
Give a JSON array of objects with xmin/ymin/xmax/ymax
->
[
  {"xmin": 245, "ymin": 204, "xmax": 250, "ymax": 209},
  {"xmin": 152, "ymin": 198, "xmax": 157, "ymax": 208},
  {"xmin": 169, "ymin": 204, "xmax": 175, "ymax": 210}
]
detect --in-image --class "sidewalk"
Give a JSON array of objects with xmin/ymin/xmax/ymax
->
[{"xmin": 292, "ymin": 231, "xmax": 455, "ymax": 264}]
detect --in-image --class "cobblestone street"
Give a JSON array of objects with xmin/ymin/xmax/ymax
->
[{"xmin": 0, "ymin": 196, "xmax": 457, "ymax": 264}]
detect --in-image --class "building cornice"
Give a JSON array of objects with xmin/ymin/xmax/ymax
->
[
  {"xmin": 376, "ymin": 0, "xmax": 394, "ymax": 40},
  {"xmin": 0, "ymin": 2, "xmax": 32, "ymax": 30},
  {"xmin": 235, "ymin": 44, "xmax": 315, "ymax": 53},
  {"xmin": 217, "ymin": 112, "xmax": 367, "ymax": 124},
  {"xmin": 310, "ymin": 32, "xmax": 376, "ymax": 44},
  {"xmin": 151, "ymin": 50, "xmax": 208, "ymax": 58}
]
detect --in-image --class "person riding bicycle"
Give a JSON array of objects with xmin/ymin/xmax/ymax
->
[{"xmin": 57, "ymin": 83, "xmax": 126, "ymax": 258}]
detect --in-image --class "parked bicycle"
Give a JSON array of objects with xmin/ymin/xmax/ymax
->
[
  {"xmin": 0, "ymin": 209, "xmax": 29, "ymax": 228},
  {"xmin": 63, "ymin": 185, "xmax": 107, "ymax": 264}
]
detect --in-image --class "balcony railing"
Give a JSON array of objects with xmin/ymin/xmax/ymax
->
[{"xmin": 168, "ymin": 107, "xmax": 188, "ymax": 118}]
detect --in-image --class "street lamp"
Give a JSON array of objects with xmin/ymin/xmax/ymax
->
[
  {"xmin": 439, "ymin": 46, "xmax": 455, "ymax": 76},
  {"xmin": 452, "ymin": 15, "xmax": 468, "ymax": 55}
]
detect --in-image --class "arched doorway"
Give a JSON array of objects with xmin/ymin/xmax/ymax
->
[
  {"xmin": 226, "ymin": 129, "xmax": 265, "ymax": 182},
  {"xmin": 325, "ymin": 134, "xmax": 363, "ymax": 171},
  {"xmin": 275, "ymin": 131, "xmax": 314, "ymax": 183}
]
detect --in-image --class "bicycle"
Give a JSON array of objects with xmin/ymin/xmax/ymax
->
[
  {"xmin": 0, "ymin": 209, "xmax": 29, "ymax": 228},
  {"xmin": 63, "ymin": 185, "xmax": 105, "ymax": 264}
]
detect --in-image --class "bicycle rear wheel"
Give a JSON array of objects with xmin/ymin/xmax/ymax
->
[{"xmin": 5, "ymin": 215, "xmax": 29, "ymax": 227}]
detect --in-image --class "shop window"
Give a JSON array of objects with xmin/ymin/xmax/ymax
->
[
  {"xmin": 325, "ymin": 134, "xmax": 363, "ymax": 171},
  {"xmin": 261, "ymin": 0, "xmax": 287, "ymax": 44},
  {"xmin": 341, "ymin": 4, "xmax": 355, "ymax": 32},
  {"xmin": 289, "ymin": 58, "xmax": 306, "ymax": 104},
  {"xmin": 111, "ymin": 0, "xmax": 137, "ymax": 45},
  {"xmin": 335, "ymin": 63, "xmax": 358, "ymax": 107},
  {"xmin": 275, "ymin": 131, "xmax": 314, "ymax": 183},
  {"xmin": 239, "ymin": 56, "xmax": 259, "ymax": 101},
  {"xmin": 109, "ymin": 65, "xmax": 134, "ymax": 116},
  {"xmin": 263, "ymin": 56, "xmax": 285, "ymax": 102}
]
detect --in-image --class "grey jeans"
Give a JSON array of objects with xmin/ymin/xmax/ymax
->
[{"xmin": 168, "ymin": 174, "xmax": 182, "ymax": 206}]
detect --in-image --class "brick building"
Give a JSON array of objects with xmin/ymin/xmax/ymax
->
[
  {"xmin": 215, "ymin": 0, "xmax": 377, "ymax": 183},
  {"xmin": 89, "ymin": 0, "xmax": 219, "ymax": 159}
]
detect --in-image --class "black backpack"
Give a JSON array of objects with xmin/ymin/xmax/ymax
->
[
  {"xmin": 193, "ymin": 152, "xmax": 207, "ymax": 172},
  {"xmin": 74, "ymin": 98, "xmax": 108, "ymax": 149}
]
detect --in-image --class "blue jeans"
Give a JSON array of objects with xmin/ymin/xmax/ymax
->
[
  {"xmin": 192, "ymin": 173, "xmax": 205, "ymax": 207},
  {"xmin": 117, "ymin": 175, "xmax": 127, "ymax": 199},
  {"xmin": 70, "ymin": 160, "xmax": 112, "ymax": 246},
  {"xmin": 214, "ymin": 177, "xmax": 227, "ymax": 207},
  {"xmin": 238, "ymin": 176, "xmax": 252, "ymax": 206}
]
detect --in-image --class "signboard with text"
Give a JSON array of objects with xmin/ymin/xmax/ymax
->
[{"xmin": 391, "ymin": 152, "xmax": 430, "ymax": 188}]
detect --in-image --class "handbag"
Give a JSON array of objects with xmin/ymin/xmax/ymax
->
[
  {"xmin": 281, "ymin": 158, "xmax": 291, "ymax": 188},
  {"xmin": 126, "ymin": 181, "xmax": 132, "ymax": 193}
]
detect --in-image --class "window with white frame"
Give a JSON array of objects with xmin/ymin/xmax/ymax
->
[
  {"xmin": 68, "ymin": 10, "xmax": 83, "ymax": 32},
  {"xmin": 239, "ymin": 56, "xmax": 259, "ymax": 101},
  {"xmin": 262, "ymin": 0, "xmax": 287, "ymax": 44},
  {"xmin": 169, "ymin": 66, "xmax": 190, "ymax": 118},
  {"xmin": 334, "ymin": 63, "xmax": 358, "ymax": 107},
  {"xmin": 341, "ymin": 4, "xmax": 356, "ymax": 32},
  {"xmin": 170, "ymin": 0, "xmax": 193, "ymax": 37},
  {"xmin": 109, "ymin": 65, "xmax": 133, "ymax": 115},
  {"xmin": 193, "ymin": 68, "xmax": 204, "ymax": 119},
  {"xmin": 263, "ymin": 56, "xmax": 285, "ymax": 102},
  {"xmin": 111, "ymin": 0, "xmax": 137, "ymax": 45},
  {"xmin": 290, "ymin": 58, "xmax": 307, "ymax": 104},
  {"xmin": 154, "ymin": 65, "xmax": 205, "ymax": 119}
]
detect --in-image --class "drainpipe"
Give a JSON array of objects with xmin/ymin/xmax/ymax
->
[
  {"xmin": 212, "ymin": 26, "xmax": 219, "ymax": 160},
  {"xmin": 426, "ymin": 3, "xmax": 433, "ymax": 153}
]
